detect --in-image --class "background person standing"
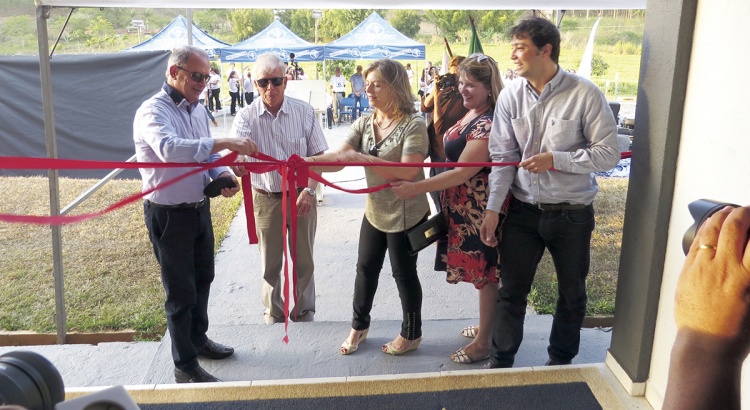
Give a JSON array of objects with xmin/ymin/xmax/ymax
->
[
  {"xmin": 350, "ymin": 65, "xmax": 365, "ymax": 121},
  {"xmin": 207, "ymin": 67, "xmax": 221, "ymax": 112},
  {"xmin": 329, "ymin": 67, "xmax": 347, "ymax": 124},
  {"xmin": 243, "ymin": 70, "xmax": 254, "ymax": 106}
]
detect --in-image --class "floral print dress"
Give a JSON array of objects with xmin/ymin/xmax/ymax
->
[{"xmin": 435, "ymin": 111, "xmax": 508, "ymax": 289}]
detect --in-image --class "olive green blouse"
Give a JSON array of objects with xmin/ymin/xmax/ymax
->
[{"xmin": 344, "ymin": 113, "xmax": 430, "ymax": 233}]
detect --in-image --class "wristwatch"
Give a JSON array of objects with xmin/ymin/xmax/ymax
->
[{"xmin": 303, "ymin": 187, "xmax": 316, "ymax": 197}]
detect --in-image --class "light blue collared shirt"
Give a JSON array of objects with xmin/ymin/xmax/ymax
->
[
  {"xmin": 133, "ymin": 83, "xmax": 228, "ymax": 205},
  {"xmin": 486, "ymin": 68, "xmax": 621, "ymax": 212}
]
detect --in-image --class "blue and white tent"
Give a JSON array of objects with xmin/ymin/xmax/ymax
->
[
  {"xmin": 125, "ymin": 15, "xmax": 229, "ymax": 59},
  {"xmin": 220, "ymin": 20, "xmax": 324, "ymax": 63},
  {"xmin": 324, "ymin": 12, "xmax": 425, "ymax": 61}
]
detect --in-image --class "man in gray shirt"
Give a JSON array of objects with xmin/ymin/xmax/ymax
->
[{"xmin": 480, "ymin": 17, "xmax": 620, "ymax": 368}]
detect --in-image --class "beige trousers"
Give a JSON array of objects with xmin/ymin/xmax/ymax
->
[{"xmin": 253, "ymin": 191, "xmax": 317, "ymax": 324}]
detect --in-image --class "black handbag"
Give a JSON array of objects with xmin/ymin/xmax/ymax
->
[{"xmin": 405, "ymin": 213, "xmax": 448, "ymax": 255}]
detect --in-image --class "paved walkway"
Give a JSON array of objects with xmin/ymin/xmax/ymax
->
[{"xmin": 0, "ymin": 120, "xmax": 613, "ymax": 388}]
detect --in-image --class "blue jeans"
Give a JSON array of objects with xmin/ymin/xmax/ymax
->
[
  {"xmin": 352, "ymin": 93, "xmax": 363, "ymax": 120},
  {"xmin": 489, "ymin": 197, "xmax": 595, "ymax": 367}
]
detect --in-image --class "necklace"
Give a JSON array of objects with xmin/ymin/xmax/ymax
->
[{"xmin": 375, "ymin": 114, "xmax": 397, "ymax": 130}]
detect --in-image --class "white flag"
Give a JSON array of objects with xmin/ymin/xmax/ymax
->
[{"xmin": 577, "ymin": 16, "xmax": 601, "ymax": 79}]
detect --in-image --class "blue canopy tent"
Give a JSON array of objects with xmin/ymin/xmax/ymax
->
[
  {"xmin": 324, "ymin": 12, "xmax": 425, "ymax": 61},
  {"xmin": 125, "ymin": 15, "xmax": 230, "ymax": 59},
  {"xmin": 220, "ymin": 20, "xmax": 324, "ymax": 63}
]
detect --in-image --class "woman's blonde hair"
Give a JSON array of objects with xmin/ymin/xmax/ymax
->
[
  {"xmin": 458, "ymin": 54, "xmax": 504, "ymax": 108},
  {"xmin": 363, "ymin": 59, "xmax": 417, "ymax": 118}
]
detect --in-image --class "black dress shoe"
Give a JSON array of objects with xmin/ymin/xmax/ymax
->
[
  {"xmin": 174, "ymin": 365, "xmax": 221, "ymax": 383},
  {"xmin": 545, "ymin": 358, "xmax": 572, "ymax": 366},
  {"xmin": 196, "ymin": 339, "xmax": 234, "ymax": 360},
  {"xmin": 483, "ymin": 360, "xmax": 512, "ymax": 369}
]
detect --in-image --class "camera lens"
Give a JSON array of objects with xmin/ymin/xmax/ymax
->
[
  {"xmin": 682, "ymin": 199, "xmax": 739, "ymax": 255},
  {"xmin": 0, "ymin": 351, "xmax": 65, "ymax": 410}
]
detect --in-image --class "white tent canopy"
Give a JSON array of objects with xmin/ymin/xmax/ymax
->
[
  {"xmin": 126, "ymin": 15, "xmax": 229, "ymax": 58},
  {"xmin": 36, "ymin": 1, "xmax": 645, "ymax": 9}
]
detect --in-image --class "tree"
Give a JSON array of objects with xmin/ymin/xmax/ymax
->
[
  {"xmin": 0, "ymin": 15, "xmax": 35, "ymax": 41},
  {"xmin": 424, "ymin": 10, "xmax": 473, "ymax": 40},
  {"xmin": 317, "ymin": 9, "xmax": 379, "ymax": 42},
  {"xmin": 230, "ymin": 9, "xmax": 274, "ymax": 42},
  {"xmin": 390, "ymin": 10, "xmax": 421, "ymax": 39},
  {"xmin": 195, "ymin": 9, "xmax": 232, "ymax": 33},
  {"xmin": 85, "ymin": 16, "xmax": 117, "ymax": 49},
  {"xmin": 480, "ymin": 10, "xmax": 522, "ymax": 40},
  {"xmin": 317, "ymin": 59, "xmax": 356, "ymax": 83},
  {"xmin": 276, "ymin": 9, "xmax": 316, "ymax": 42},
  {"xmin": 591, "ymin": 54, "xmax": 609, "ymax": 76}
]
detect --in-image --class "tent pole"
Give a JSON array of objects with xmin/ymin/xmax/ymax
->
[
  {"xmin": 36, "ymin": 5, "xmax": 67, "ymax": 345},
  {"xmin": 186, "ymin": 9, "xmax": 193, "ymax": 45}
]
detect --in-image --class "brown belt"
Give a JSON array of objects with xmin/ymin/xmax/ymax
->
[{"xmin": 253, "ymin": 188, "xmax": 284, "ymax": 198}]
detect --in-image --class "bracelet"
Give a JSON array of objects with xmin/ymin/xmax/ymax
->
[{"xmin": 310, "ymin": 156, "xmax": 316, "ymax": 162}]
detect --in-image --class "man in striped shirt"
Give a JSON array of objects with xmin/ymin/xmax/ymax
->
[{"xmin": 231, "ymin": 53, "xmax": 328, "ymax": 324}]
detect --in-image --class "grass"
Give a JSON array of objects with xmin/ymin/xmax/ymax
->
[
  {"xmin": 0, "ymin": 177, "xmax": 241, "ymax": 340},
  {"xmin": 528, "ymin": 178, "xmax": 629, "ymax": 315},
  {"xmin": 0, "ymin": 176, "xmax": 627, "ymax": 337}
]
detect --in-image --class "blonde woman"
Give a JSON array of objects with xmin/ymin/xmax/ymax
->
[{"xmin": 307, "ymin": 59, "xmax": 429, "ymax": 356}]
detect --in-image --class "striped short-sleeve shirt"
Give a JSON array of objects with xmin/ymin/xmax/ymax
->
[{"xmin": 230, "ymin": 96, "xmax": 328, "ymax": 192}]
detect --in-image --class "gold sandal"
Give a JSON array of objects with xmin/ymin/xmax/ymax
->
[
  {"xmin": 461, "ymin": 325, "xmax": 479, "ymax": 338},
  {"xmin": 340, "ymin": 328, "xmax": 369, "ymax": 355},
  {"xmin": 381, "ymin": 336, "xmax": 422, "ymax": 355},
  {"xmin": 451, "ymin": 347, "xmax": 489, "ymax": 364}
]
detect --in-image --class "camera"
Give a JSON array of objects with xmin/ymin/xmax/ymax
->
[
  {"xmin": 0, "ymin": 350, "xmax": 64, "ymax": 410},
  {"xmin": 436, "ymin": 73, "xmax": 456, "ymax": 90},
  {"xmin": 682, "ymin": 199, "xmax": 739, "ymax": 255}
]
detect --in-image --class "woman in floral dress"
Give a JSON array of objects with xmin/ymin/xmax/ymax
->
[{"xmin": 391, "ymin": 53, "xmax": 507, "ymax": 364}]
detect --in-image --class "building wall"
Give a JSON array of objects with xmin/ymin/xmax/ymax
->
[{"xmin": 645, "ymin": 0, "xmax": 750, "ymax": 407}]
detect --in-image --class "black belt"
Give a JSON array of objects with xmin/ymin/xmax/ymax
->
[
  {"xmin": 334, "ymin": 92, "xmax": 345, "ymax": 96},
  {"xmin": 253, "ymin": 188, "xmax": 284, "ymax": 198},
  {"xmin": 146, "ymin": 198, "xmax": 207, "ymax": 209},
  {"xmin": 519, "ymin": 200, "xmax": 588, "ymax": 212}
]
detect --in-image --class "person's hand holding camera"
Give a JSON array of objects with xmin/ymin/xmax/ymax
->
[
  {"xmin": 665, "ymin": 205, "xmax": 750, "ymax": 410},
  {"xmin": 676, "ymin": 205, "xmax": 750, "ymax": 342}
]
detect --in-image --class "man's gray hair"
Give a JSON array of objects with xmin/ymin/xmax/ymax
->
[
  {"xmin": 253, "ymin": 53, "xmax": 285, "ymax": 78},
  {"xmin": 168, "ymin": 45, "xmax": 208, "ymax": 68}
]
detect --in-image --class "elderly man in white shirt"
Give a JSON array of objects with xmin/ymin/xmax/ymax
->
[{"xmin": 231, "ymin": 53, "xmax": 328, "ymax": 324}]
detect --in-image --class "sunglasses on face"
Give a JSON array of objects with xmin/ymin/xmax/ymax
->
[
  {"xmin": 256, "ymin": 77, "xmax": 285, "ymax": 88},
  {"xmin": 176, "ymin": 66, "xmax": 210, "ymax": 83}
]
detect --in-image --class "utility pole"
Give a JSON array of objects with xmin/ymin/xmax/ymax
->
[{"xmin": 313, "ymin": 10, "xmax": 323, "ymax": 80}]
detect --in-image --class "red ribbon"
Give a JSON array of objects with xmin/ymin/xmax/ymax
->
[{"xmin": 0, "ymin": 151, "xmax": 632, "ymax": 342}]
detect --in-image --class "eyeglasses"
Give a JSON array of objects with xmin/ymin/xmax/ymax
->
[
  {"xmin": 176, "ymin": 66, "xmax": 210, "ymax": 83},
  {"xmin": 468, "ymin": 53, "xmax": 498, "ymax": 65},
  {"xmin": 256, "ymin": 77, "xmax": 285, "ymax": 88}
]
